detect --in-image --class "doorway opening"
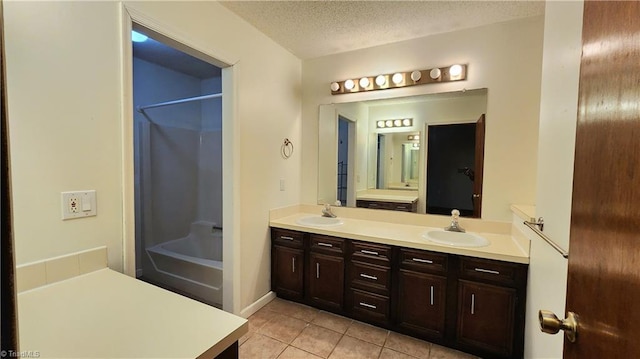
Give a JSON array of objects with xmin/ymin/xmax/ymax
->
[
  {"xmin": 426, "ymin": 121, "xmax": 482, "ymax": 217},
  {"xmin": 131, "ymin": 27, "xmax": 225, "ymax": 308}
]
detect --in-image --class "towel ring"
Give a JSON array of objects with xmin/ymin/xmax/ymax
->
[{"xmin": 281, "ymin": 138, "xmax": 294, "ymax": 159}]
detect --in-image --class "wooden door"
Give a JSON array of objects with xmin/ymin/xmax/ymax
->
[
  {"xmin": 473, "ymin": 114, "xmax": 485, "ymax": 218},
  {"xmin": 564, "ymin": 1, "xmax": 640, "ymax": 357}
]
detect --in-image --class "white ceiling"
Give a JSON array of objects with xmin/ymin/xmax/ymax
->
[{"xmin": 219, "ymin": 0, "xmax": 545, "ymax": 60}]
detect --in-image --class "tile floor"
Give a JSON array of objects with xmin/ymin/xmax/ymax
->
[{"xmin": 239, "ymin": 297, "xmax": 480, "ymax": 359}]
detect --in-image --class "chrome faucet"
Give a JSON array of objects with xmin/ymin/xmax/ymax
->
[
  {"xmin": 322, "ymin": 203, "xmax": 337, "ymax": 218},
  {"xmin": 444, "ymin": 209, "xmax": 465, "ymax": 233}
]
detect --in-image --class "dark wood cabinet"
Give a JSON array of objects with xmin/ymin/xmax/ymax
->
[
  {"xmin": 455, "ymin": 256, "xmax": 528, "ymax": 359},
  {"xmin": 356, "ymin": 199, "xmax": 417, "ymax": 212},
  {"xmin": 457, "ymin": 280, "xmax": 516, "ymax": 357},
  {"xmin": 306, "ymin": 235, "xmax": 345, "ymax": 312},
  {"xmin": 347, "ymin": 241, "xmax": 392, "ymax": 326},
  {"xmin": 271, "ymin": 229, "xmax": 305, "ymax": 301},
  {"xmin": 397, "ymin": 269, "xmax": 448, "ymax": 339},
  {"xmin": 396, "ymin": 248, "xmax": 449, "ymax": 340},
  {"xmin": 272, "ymin": 245, "xmax": 304, "ymax": 300},
  {"xmin": 270, "ymin": 227, "xmax": 528, "ymax": 359}
]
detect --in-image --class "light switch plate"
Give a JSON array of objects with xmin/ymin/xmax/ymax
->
[{"xmin": 61, "ymin": 190, "xmax": 96, "ymax": 220}]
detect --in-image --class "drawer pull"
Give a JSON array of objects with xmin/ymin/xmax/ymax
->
[
  {"xmin": 471, "ymin": 294, "xmax": 475, "ymax": 315},
  {"xmin": 280, "ymin": 236, "xmax": 294, "ymax": 241},
  {"xmin": 359, "ymin": 273, "xmax": 378, "ymax": 280},
  {"xmin": 396, "ymin": 206, "xmax": 407, "ymax": 209},
  {"xmin": 292, "ymin": 257, "xmax": 296, "ymax": 273},
  {"xmin": 317, "ymin": 242, "xmax": 333, "ymax": 248},
  {"xmin": 316, "ymin": 263, "xmax": 320, "ymax": 278},
  {"xmin": 412, "ymin": 258, "xmax": 433, "ymax": 264},
  {"xmin": 360, "ymin": 249, "xmax": 379, "ymax": 256},
  {"xmin": 430, "ymin": 286, "xmax": 434, "ymax": 306},
  {"xmin": 474, "ymin": 268, "xmax": 500, "ymax": 275},
  {"xmin": 359, "ymin": 302, "xmax": 377, "ymax": 309}
]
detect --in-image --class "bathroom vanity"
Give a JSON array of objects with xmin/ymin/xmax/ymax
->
[{"xmin": 270, "ymin": 211, "xmax": 528, "ymax": 359}]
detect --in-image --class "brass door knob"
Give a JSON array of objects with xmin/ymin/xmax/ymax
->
[{"xmin": 539, "ymin": 310, "xmax": 579, "ymax": 342}]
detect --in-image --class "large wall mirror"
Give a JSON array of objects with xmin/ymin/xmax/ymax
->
[{"xmin": 318, "ymin": 88, "xmax": 487, "ymax": 217}]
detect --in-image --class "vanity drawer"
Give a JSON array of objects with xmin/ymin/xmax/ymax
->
[
  {"xmin": 389, "ymin": 202, "xmax": 417, "ymax": 212},
  {"xmin": 459, "ymin": 257, "xmax": 527, "ymax": 287},
  {"xmin": 272, "ymin": 228, "xmax": 304, "ymax": 248},
  {"xmin": 310, "ymin": 234, "xmax": 345, "ymax": 255},
  {"xmin": 349, "ymin": 289, "xmax": 390, "ymax": 326},
  {"xmin": 399, "ymin": 248, "xmax": 448, "ymax": 275},
  {"xmin": 348, "ymin": 261, "xmax": 391, "ymax": 295},
  {"xmin": 356, "ymin": 200, "xmax": 392, "ymax": 210},
  {"xmin": 351, "ymin": 241, "xmax": 392, "ymax": 265}
]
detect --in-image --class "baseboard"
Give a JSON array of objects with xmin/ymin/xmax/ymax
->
[{"xmin": 240, "ymin": 291, "xmax": 276, "ymax": 318}]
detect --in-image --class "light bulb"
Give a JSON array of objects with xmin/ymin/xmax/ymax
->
[
  {"xmin": 413, "ymin": 134, "xmax": 420, "ymax": 140},
  {"xmin": 392, "ymin": 73, "xmax": 403, "ymax": 85},
  {"xmin": 402, "ymin": 118, "xmax": 412, "ymax": 126},
  {"xmin": 385, "ymin": 120, "xmax": 393, "ymax": 127},
  {"xmin": 344, "ymin": 79, "xmax": 355, "ymax": 90},
  {"xmin": 132, "ymin": 30, "xmax": 148, "ymax": 43},
  {"xmin": 377, "ymin": 121, "xmax": 386, "ymax": 128},
  {"xmin": 330, "ymin": 82, "xmax": 340, "ymax": 92},
  {"xmin": 359, "ymin": 77, "xmax": 370, "ymax": 88},
  {"xmin": 449, "ymin": 64, "xmax": 463, "ymax": 77},
  {"xmin": 429, "ymin": 68, "xmax": 442, "ymax": 79},
  {"xmin": 394, "ymin": 119, "xmax": 402, "ymax": 127},
  {"xmin": 410, "ymin": 70, "xmax": 422, "ymax": 82},
  {"xmin": 375, "ymin": 75, "xmax": 387, "ymax": 86}
]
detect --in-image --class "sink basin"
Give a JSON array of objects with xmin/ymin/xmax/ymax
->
[
  {"xmin": 296, "ymin": 216, "xmax": 344, "ymax": 227},
  {"xmin": 422, "ymin": 230, "xmax": 490, "ymax": 248}
]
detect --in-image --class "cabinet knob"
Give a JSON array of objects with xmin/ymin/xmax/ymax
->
[{"xmin": 539, "ymin": 310, "xmax": 579, "ymax": 343}]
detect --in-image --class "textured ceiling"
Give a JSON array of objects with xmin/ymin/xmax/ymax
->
[{"xmin": 219, "ymin": 0, "xmax": 545, "ymax": 60}]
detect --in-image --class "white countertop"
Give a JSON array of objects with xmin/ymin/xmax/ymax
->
[
  {"xmin": 270, "ymin": 212, "xmax": 529, "ymax": 264},
  {"xmin": 18, "ymin": 268, "xmax": 248, "ymax": 359}
]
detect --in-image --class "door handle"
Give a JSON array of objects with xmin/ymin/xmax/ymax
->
[
  {"xmin": 473, "ymin": 194, "xmax": 481, "ymax": 198},
  {"xmin": 539, "ymin": 310, "xmax": 579, "ymax": 343}
]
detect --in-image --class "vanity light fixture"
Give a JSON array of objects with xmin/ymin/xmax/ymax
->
[
  {"xmin": 344, "ymin": 79, "xmax": 355, "ymax": 90},
  {"xmin": 407, "ymin": 134, "xmax": 420, "ymax": 141},
  {"xmin": 377, "ymin": 118, "xmax": 413, "ymax": 129},
  {"xmin": 330, "ymin": 64, "xmax": 467, "ymax": 95}
]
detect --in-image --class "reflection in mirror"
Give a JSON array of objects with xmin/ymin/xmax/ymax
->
[{"xmin": 318, "ymin": 89, "xmax": 487, "ymax": 217}]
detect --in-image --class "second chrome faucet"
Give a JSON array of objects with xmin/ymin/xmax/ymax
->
[{"xmin": 444, "ymin": 209, "xmax": 465, "ymax": 232}]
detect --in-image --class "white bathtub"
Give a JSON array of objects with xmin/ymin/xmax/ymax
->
[{"xmin": 146, "ymin": 221, "xmax": 223, "ymax": 306}]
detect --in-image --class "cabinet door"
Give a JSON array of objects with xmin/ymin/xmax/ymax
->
[
  {"xmin": 457, "ymin": 280, "xmax": 516, "ymax": 358},
  {"xmin": 397, "ymin": 269, "xmax": 447, "ymax": 339},
  {"xmin": 272, "ymin": 245, "xmax": 304, "ymax": 301},
  {"xmin": 307, "ymin": 252, "xmax": 344, "ymax": 311}
]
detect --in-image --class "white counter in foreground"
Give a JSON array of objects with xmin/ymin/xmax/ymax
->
[{"xmin": 18, "ymin": 268, "xmax": 248, "ymax": 359}]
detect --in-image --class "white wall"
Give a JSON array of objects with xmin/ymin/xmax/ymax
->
[
  {"xmin": 524, "ymin": 1, "xmax": 584, "ymax": 358},
  {"xmin": 5, "ymin": 1, "xmax": 302, "ymax": 313},
  {"xmin": 5, "ymin": 1, "xmax": 124, "ymax": 269},
  {"xmin": 303, "ymin": 16, "xmax": 544, "ymax": 221}
]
